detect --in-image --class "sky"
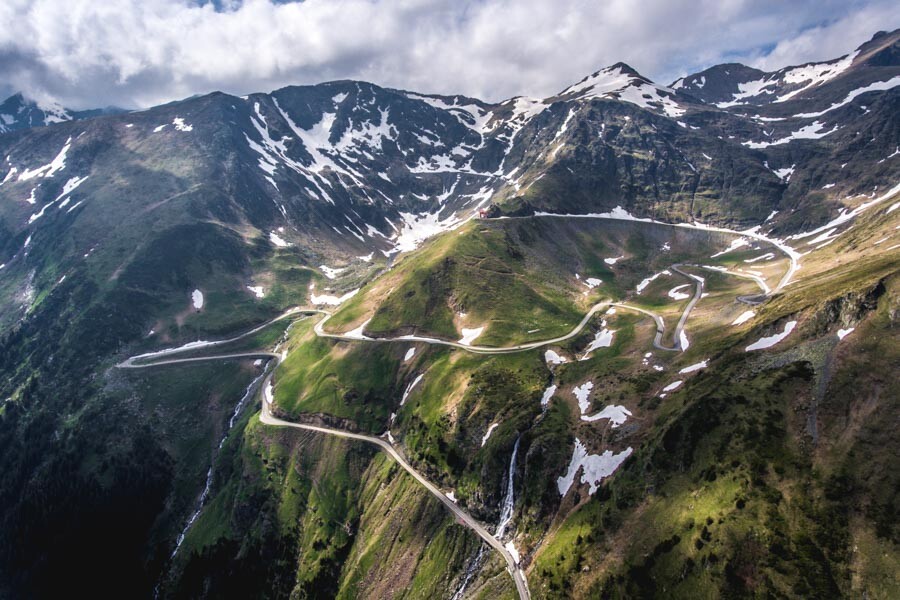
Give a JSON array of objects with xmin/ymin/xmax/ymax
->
[{"xmin": 0, "ymin": 0, "xmax": 897, "ymax": 109}]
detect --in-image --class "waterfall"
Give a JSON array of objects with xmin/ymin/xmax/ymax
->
[
  {"xmin": 170, "ymin": 365, "xmax": 269, "ymax": 558},
  {"xmin": 494, "ymin": 436, "xmax": 520, "ymax": 540},
  {"xmin": 451, "ymin": 435, "xmax": 520, "ymax": 600}
]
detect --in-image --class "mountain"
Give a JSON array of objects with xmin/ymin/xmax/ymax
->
[
  {"xmin": 0, "ymin": 92, "xmax": 123, "ymax": 134},
  {"xmin": 0, "ymin": 29, "xmax": 897, "ymax": 600}
]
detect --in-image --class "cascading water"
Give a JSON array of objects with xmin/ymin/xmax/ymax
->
[
  {"xmin": 451, "ymin": 435, "xmax": 520, "ymax": 600},
  {"xmin": 494, "ymin": 436, "xmax": 520, "ymax": 540},
  {"xmin": 170, "ymin": 365, "xmax": 269, "ymax": 558}
]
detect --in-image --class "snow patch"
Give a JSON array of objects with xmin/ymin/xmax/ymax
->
[
  {"xmin": 745, "ymin": 320, "xmax": 797, "ymax": 351},
  {"xmin": 458, "ymin": 327, "xmax": 484, "ymax": 346},
  {"xmin": 581, "ymin": 404, "xmax": 632, "ymax": 426},
  {"xmin": 662, "ymin": 380, "xmax": 683, "ymax": 392},
  {"xmin": 679, "ymin": 360, "xmax": 708, "ymax": 374},
  {"xmin": 836, "ymin": 327, "xmax": 854, "ymax": 340},
  {"xmin": 191, "ymin": 289, "xmax": 204, "ymax": 310},
  {"xmin": 572, "ymin": 381, "xmax": 594, "ymax": 414},
  {"xmin": 540, "ymin": 384, "xmax": 557, "ymax": 408},
  {"xmin": 667, "ymin": 284, "xmax": 691, "ymax": 301},
  {"xmin": 481, "ymin": 423, "xmax": 499, "ymax": 447},
  {"xmin": 310, "ymin": 288, "xmax": 359, "ymax": 306},
  {"xmin": 544, "ymin": 349, "xmax": 567, "ymax": 365},
  {"xmin": 269, "ymin": 231, "xmax": 290, "ymax": 247},
  {"xmin": 557, "ymin": 439, "xmax": 633, "ymax": 496},
  {"xmin": 319, "ymin": 264, "xmax": 346, "ymax": 279}
]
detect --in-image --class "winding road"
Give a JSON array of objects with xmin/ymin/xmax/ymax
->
[{"xmin": 119, "ymin": 220, "xmax": 792, "ymax": 600}]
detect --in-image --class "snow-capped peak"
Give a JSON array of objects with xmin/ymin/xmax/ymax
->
[{"xmin": 558, "ymin": 64, "xmax": 686, "ymax": 118}]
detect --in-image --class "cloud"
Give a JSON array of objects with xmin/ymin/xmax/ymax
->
[{"xmin": 0, "ymin": 0, "xmax": 896, "ymax": 109}]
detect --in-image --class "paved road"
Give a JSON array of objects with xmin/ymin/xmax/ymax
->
[
  {"xmin": 515, "ymin": 212, "xmax": 801, "ymax": 295},
  {"xmin": 117, "ymin": 218, "xmax": 796, "ymax": 599},
  {"xmin": 258, "ymin": 385, "xmax": 531, "ymax": 600}
]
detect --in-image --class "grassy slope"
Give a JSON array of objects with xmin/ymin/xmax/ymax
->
[
  {"xmin": 326, "ymin": 217, "xmax": 736, "ymax": 347},
  {"xmin": 527, "ymin": 204, "xmax": 900, "ymax": 598}
]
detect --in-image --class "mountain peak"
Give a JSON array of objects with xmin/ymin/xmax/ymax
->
[{"xmin": 0, "ymin": 92, "xmax": 72, "ymax": 133}]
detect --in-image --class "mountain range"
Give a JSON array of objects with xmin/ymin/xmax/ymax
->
[{"xmin": 0, "ymin": 27, "xmax": 897, "ymax": 600}]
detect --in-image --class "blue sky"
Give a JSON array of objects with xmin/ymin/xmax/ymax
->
[{"xmin": 0, "ymin": 0, "xmax": 897, "ymax": 109}]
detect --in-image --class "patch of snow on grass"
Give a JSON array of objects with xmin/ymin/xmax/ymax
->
[
  {"xmin": 581, "ymin": 404, "xmax": 632, "ymax": 426},
  {"xmin": 679, "ymin": 330, "xmax": 690, "ymax": 351},
  {"xmin": 458, "ymin": 327, "xmax": 485, "ymax": 345},
  {"xmin": 772, "ymin": 165, "xmax": 795, "ymax": 182},
  {"xmin": 745, "ymin": 320, "xmax": 797, "ymax": 351},
  {"xmin": 604, "ymin": 255, "xmax": 624, "ymax": 265},
  {"xmin": 836, "ymin": 327, "xmax": 854, "ymax": 340},
  {"xmin": 391, "ymin": 210, "xmax": 465, "ymax": 254},
  {"xmin": 557, "ymin": 438, "xmax": 633, "ymax": 496},
  {"xmin": 264, "ymin": 381, "xmax": 274, "ymax": 404},
  {"xmin": 544, "ymin": 349, "xmax": 567, "ymax": 365},
  {"xmin": 540, "ymin": 384, "xmax": 557, "ymax": 407},
  {"xmin": 269, "ymin": 231, "xmax": 290, "ymax": 247},
  {"xmin": 636, "ymin": 270, "xmax": 671, "ymax": 294},
  {"xmin": 246, "ymin": 285, "xmax": 265, "ymax": 298},
  {"xmin": 711, "ymin": 237, "xmax": 750, "ymax": 257},
  {"xmin": 679, "ymin": 360, "xmax": 708, "ymax": 374},
  {"xmin": 191, "ymin": 289, "xmax": 204, "ymax": 310},
  {"xmin": 319, "ymin": 265, "xmax": 345, "ymax": 279},
  {"xmin": 667, "ymin": 284, "xmax": 691, "ymax": 300},
  {"xmin": 581, "ymin": 327, "xmax": 615, "ymax": 359},
  {"xmin": 662, "ymin": 380, "xmax": 683, "ymax": 392},
  {"xmin": 481, "ymin": 423, "xmax": 499, "ymax": 447},
  {"xmin": 310, "ymin": 288, "xmax": 359, "ymax": 306},
  {"xmin": 572, "ymin": 381, "xmax": 594, "ymax": 414},
  {"xmin": 404, "ymin": 347, "xmax": 416, "ymax": 362},
  {"xmin": 745, "ymin": 252, "xmax": 775, "ymax": 263}
]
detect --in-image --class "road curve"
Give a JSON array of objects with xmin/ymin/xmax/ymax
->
[
  {"xmin": 114, "ymin": 215, "xmax": 798, "ymax": 599},
  {"xmin": 258, "ymin": 388, "xmax": 531, "ymax": 600}
]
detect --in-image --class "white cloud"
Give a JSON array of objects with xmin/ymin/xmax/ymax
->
[{"xmin": 0, "ymin": 1, "xmax": 895, "ymax": 109}]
